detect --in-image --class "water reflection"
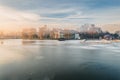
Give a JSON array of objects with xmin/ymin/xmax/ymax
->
[
  {"xmin": 0, "ymin": 40, "xmax": 120, "ymax": 80},
  {"xmin": 22, "ymin": 40, "xmax": 36, "ymax": 45}
]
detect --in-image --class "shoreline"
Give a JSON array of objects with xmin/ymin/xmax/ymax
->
[{"xmin": 21, "ymin": 39, "xmax": 120, "ymax": 44}]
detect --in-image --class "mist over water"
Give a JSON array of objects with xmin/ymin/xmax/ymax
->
[{"xmin": 0, "ymin": 39, "xmax": 120, "ymax": 80}]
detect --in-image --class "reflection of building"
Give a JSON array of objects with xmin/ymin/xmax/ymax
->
[{"xmin": 22, "ymin": 28, "xmax": 37, "ymax": 39}]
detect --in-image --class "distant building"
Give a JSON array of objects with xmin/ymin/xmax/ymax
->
[
  {"xmin": 50, "ymin": 28, "xmax": 60, "ymax": 39},
  {"xmin": 75, "ymin": 33, "xmax": 80, "ymax": 39},
  {"xmin": 60, "ymin": 32, "xmax": 64, "ymax": 38},
  {"xmin": 115, "ymin": 31, "xmax": 120, "ymax": 37},
  {"xmin": 5, "ymin": 32, "xmax": 21, "ymax": 39},
  {"xmin": 22, "ymin": 28, "xmax": 37, "ymax": 39},
  {"xmin": 39, "ymin": 25, "xmax": 50, "ymax": 39},
  {"xmin": 104, "ymin": 34, "xmax": 113, "ymax": 40},
  {"xmin": 59, "ymin": 30, "xmax": 79, "ymax": 40},
  {"xmin": 80, "ymin": 24, "xmax": 102, "ymax": 33},
  {"xmin": 115, "ymin": 31, "xmax": 120, "ymax": 39},
  {"xmin": 0, "ymin": 31, "xmax": 4, "ymax": 39}
]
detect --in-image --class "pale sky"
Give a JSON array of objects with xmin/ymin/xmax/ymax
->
[{"xmin": 0, "ymin": 0, "xmax": 120, "ymax": 32}]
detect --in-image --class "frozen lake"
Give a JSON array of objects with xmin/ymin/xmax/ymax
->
[{"xmin": 0, "ymin": 39, "xmax": 120, "ymax": 80}]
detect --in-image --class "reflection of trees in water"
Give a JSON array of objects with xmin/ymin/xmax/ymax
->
[
  {"xmin": 1, "ymin": 41, "xmax": 3, "ymax": 44},
  {"xmin": 22, "ymin": 40, "xmax": 36, "ymax": 45},
  {"xmin": 27, "ymin": 78, "xmax": 32, "ymax": 80}
]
